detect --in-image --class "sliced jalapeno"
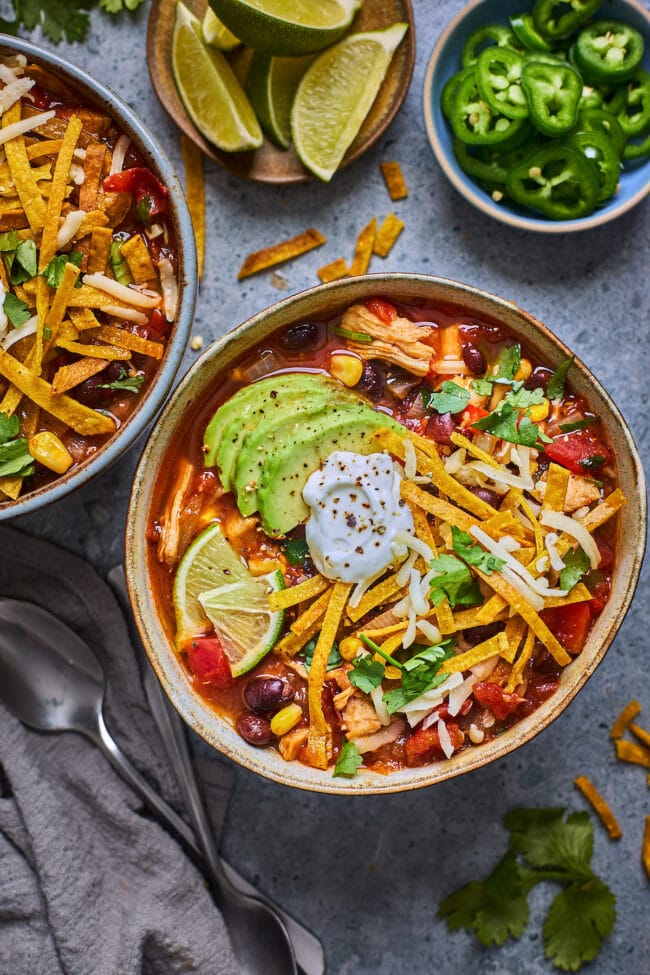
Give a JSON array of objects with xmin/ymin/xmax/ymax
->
[
  {"xmin": 532, "ymin": 0, "xmax": 605, "ymax": 42},
  {"xmin": 506, "ymin": 143, "xmax": 599, "ymax": 218},
  {"xmin": 441, "ymin": 67, "xmax": 474, "ymax": 122},
  {"xmin": 575, "ymin": 20, "xmax": 644, "ymax": 85},
  {"xmin": 616, "ymin": 69, "xmax": 650, "ymax": 137},
  {"xmin": 569, "ymin": 129, "xmax": 621, "ymax": 201},
  {"xmin": 579, "ymin": 85, "xmax": 604, "ymax": 111},
  {"xmin": 522, "ymin": 60, "xmax": 582, "ymax": 136},
  {"xmin": 476, "ymin": 47, "xmax": 529, "ymax": 119},
  {"xmin": 623, "ymin": 130, "xmax": 650, "ymax": 161},
  {"xmin": 453, "ymin": 134, "xmax": 543, "ymax": 184},
  {"xmin": 509, "ymin": 13, "xmax": 553, "ymax": 52},
  {"xmin": 577, "ymin": 107, "xmax": 626, "ymax": 153},
  {"xmin": 461, "ymin": 24, "xmax": 519, "ymax": 68},
  {"xmin": 600, "ymin": 85, "xmax": 627, "ymax": 116},
  {"xmin": 449, "ymin": 69, "xmax": 528, "ymax": 145}
]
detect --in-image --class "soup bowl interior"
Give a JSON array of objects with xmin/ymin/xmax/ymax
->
[
  {"xmin": 126, "ymin": 274, "xmax": 645, "ymax": 795},
  {"xmin": 0, "ymin": 37, "xmax": 196, "ymax": 521}
]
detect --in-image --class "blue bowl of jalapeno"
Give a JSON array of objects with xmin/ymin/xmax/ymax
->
[{"xmin": 423, "ymin": 0, "xmax": 650, "ymax": 232}]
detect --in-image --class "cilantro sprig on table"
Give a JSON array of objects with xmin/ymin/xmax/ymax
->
[
  {"xmin": 438, "ymin": 807, "xmax": 616, "ymax": 971},
  {"xmin": 0, "ymin": 0, "xmax": 145, "ymax": 45}
]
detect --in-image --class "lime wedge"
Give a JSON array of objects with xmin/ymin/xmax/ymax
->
[
  {"xmin": 207, "ymin": 0, "xmax": 361, "ymax": 56},
  {"xmin": 202, "ymin": 7, "xmax": 240, "ymax": 50},
  {"xmin": 291, "ymin": 23, "xmax": 408, "ymax": 182},
  {"xmin": 172, "ymin": 1, "xmax": 263, "ymax": 152},
  {"xmin": 174, "ymin": 521, "xmax": 284, "ymax": 675},
  {"xmin": 247, "ymin": 53, "xmax": 312, "ymax": 149}
]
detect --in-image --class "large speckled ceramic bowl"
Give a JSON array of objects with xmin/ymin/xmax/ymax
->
[
  {"xmin": 125, "ymin": 274, "xmax": 646, "ymax": 795},
  {"xmin": 0, "ymin": 37, "xmax": 197, "ymax": 521}
]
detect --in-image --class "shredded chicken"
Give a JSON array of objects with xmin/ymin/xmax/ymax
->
[
  {"xmin": 341, "ymin": 303, "xmax": 435, "ymax": 377},
  {"xmin": 342, "ymin": 695, "xmax": 382, "ymax": 739},
  {"xmin": 564, "ymin": 475, "xmax": 601, "ymax": 513},
  {"xmin": 156, "ymin": 461, "xmax": 194, "ymax": 565},
  {"xmin": 284, "ymin": 659, "xmax": 309, "ymax": 680},
  {"xmin": 354, "ymin": 719, "xmax": 406, "ymax": 754},
  {"xmin": 333, "ymin": 685, "xmax": 356, "ymax": 711},
  {"xmin": 325, "ymin": 665, "xmax": 351, "ymax": 691},
  {"xmin": 97, "ymin": 189, "xmax": 132, "ymax": 227},
  {"xmin": 278, "ymin": 726, "xmax": 308, "ymax": 761}
]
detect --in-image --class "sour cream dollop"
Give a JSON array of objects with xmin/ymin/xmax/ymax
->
[{"xmin": 302, "ymin": 450, "xmax": 414, "ymax": 584}]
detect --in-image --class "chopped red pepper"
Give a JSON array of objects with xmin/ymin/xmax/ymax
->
[
  {"xmin": 540, "ymin": 602, "xmax": 592, "ymax": 655},
  {"xmin": 544, "ymin": 428, "xmax": 611, "ymax": 476},
  {"xmin": 103, "ymin": 166, "xmax": 169, "ymax": 220},
  {"xmin": 404, "ymin": 721, "xmax": 464, "ymax": 766},
  {"xmin": 365, "ymin": 297, "xmax": 398, "ymax": 324},
  {"xmin": 187, "ymin": 636, "xmax": 234, "ymax": 688},
  {"xmin": 146, "ymin": 308, "xmax": 171, "ymax": 339},
  {"xmin": 460, "ymin": 403, "xmax": 490, "ymax": 427},
  {"xmin": 473, "ymin": 682, "xmax": 525, "ymax": 719}
]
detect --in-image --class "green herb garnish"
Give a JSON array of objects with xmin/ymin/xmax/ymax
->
[
  {"xmin": 358, "ymin": 634, "xmax": 403, "ymax": 670},
  {"xmin": 425, "ymin": 380, "xmax": 471, "ymax": 415},
  {"xmin": 559, "ymin": 547, "xmax": 591, "ymax": 592},
  {"xmin": 0, "ymin": 0, "xmax": 146, "ymax": 45},
  {"xmin": 494, "ymin": 343, "xmax": 521, "ymax": 381},
  {"xmin": 471, "ymin": 377, "xmax": 494, "ymax": 396},
  {"xmin": 559, "ymin": 417, "xmax": 597, "ymax": 433},
  {"xmin": 98, "ymin": 369, "xmax": 145, "ymax": 394},
  {"xmin": 0, "ymin": 230, "xmax": 20, "ymax": 252},
  {"xmin": 471, "ymin": 401, "xmax": 552, "ymax": 448},
  {"xmin": 428, "ymin": 553, "xmax": 483, "ymax": 609},
  {"xmin": 334, "ymin": 325, "xmax": 373, "ymax": 343},
  {"xmin": 43, "ymin": 250, "xmax": 83, "ymax": 288},
  {"xmin": 382, "ymin": 641, "xmax": 454, "ymax": 714},
  {"xmin": 333, "ymin": 740, "xmax": 363, "ymax": 778},
  {"xmin": 451, "ymin": 526, "xmax": 505, "ymax": 574},
  {"xmin": 0, "ymin": 412, "xmax": 34, "ymax": 478},
  {"xmin": 348, "ymin": 655, "xmax": 385, "ymax": 694},
  {"xmin": 504, "ymin": 386, "xmax": 545, "ymax": 410},
  {"xmin": 547, "ymin": 356, "xmax": 574, "ymax": 401},
  {"xmin": 9, "ymin": 238, "xmax": 37, "ymax": 284},
  {"xmin": 3, "ymin": 292, "xmax": 31, "ymax": 328},
  {"xmin": 109, "ymin": 240, "xmax": 133, "ymax": 286},
  {"xmin": 303, "ymin": 636, "xmax": 341, "ymax": 672},
  {"xmin": 284, "ymin": 537, "xmax": 309, "ymax": 566}
]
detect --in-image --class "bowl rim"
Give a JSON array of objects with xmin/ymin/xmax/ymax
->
[
  {"xmin": 422, "ymin": 0, "xmax": 650, "ymax": 234},
  {"xmin": 0, "ymin": 35, "xmax": 197, "ymax": 521},
  {"xmin": 125, "ymin": 272, "xmax": 647, "ymax": 795}
]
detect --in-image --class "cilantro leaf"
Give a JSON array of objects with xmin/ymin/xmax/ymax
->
[
  {"xmin": 100, "ymin": 0, "xmax": 145, "ymax": 11},
  {"xmin": 471, "ymin": 377, "xmax": 493, "ymax": 397},
  {"xmin": 547, "ymin": 356, "xmax": 574, "ymax": 401},
  {"xmin": 44, "ymin": 251, "xmax": 83, "ymax": 288},
  {"xmin": 98, "ymin": 370, "xmax": 145, "ymax": 394},
  {"xmin": 580, "ymin": 454, "xmax": 606, "ymax": 473},
  {"xmin": 451, "ymin": 526, "xmax": 504, "ymax": 574},
  {"xmin": 505, "ymin": 808, "xmax": 593, "ymax": 879},
  {"xmin": 333, "ymin": 740, "xmax": 363, "ymax": 778},
  {"xmin": 426, "ymin": 380, "xmax": 470, "ymax": 415},
  {"xmin": 495, "ymin": 343, "xmax": 521, "ymax": 381},
  {"xmin": 471, "ymin": 401, "xmax": 552, "ymax": 447},
  {"xmin": 0, "ymin": 230, "xmax": 20, "ymax": 252},
  {"xmin": 559, "ymin": 416, "xmax": 597, "ymax": 433},
  {"xmin": 428, "ymin": 553, "xmax": 483, "ymax": 609},
  {"xmin": 9, "ymin": 238, "xmax": 37, "ymax": 284},
  {"xmin": 284, "ymin": 537, "xmax": 309, "ymax": 566},
  {"xmin": 559, "ymin": 547, "xmax": 591, "ymax": 592},
  {"xmin": 504, "ymin": 386, "xmax": 545, "ymax": 410},
  {"xmin": 382, "ymin": 641, "xmax": 454, "ymax": 714},
  {"xmin": 0, "ymin": 413, "xmax": 33, "ymax": 478},
  {"xmin": 349, "ymin": 656, "xmax": 385, "ymax": 694},
  {"xmin": 0, "ymin": 412, "xmax": 19, "ymax": 443},
  {"xmin": 303, "ymin": 636, "xmax": 341, "ymax": 672},
  {"xmin": 3, "ymin": 292, "xmax": 31, "ymax": 328},
  {"xmin": 543, "ymin": 878, "xmax": 616, "ymax": 972}
]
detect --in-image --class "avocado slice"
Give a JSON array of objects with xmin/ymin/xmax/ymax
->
[{"xmin": 257, "ymin": 407, "xmax": 405, "ymax": 536}]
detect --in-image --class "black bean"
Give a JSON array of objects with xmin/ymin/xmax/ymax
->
[
  {"xmin": 236, "ymin": 711, "xmax": 272, "ymax": 746},
  {"xmin": 468, "ymin": 486, "xmax": 501, "ymax": 508},
  {"xmin": 357, "ymin": 362, "xmax": 384, "ymax": 400},
  {"xmin": 462, "ymin": 343, "xmax": 487, "ymax": 375},
  {"xmin": 464, "ymin": 622, "xmax": 503, "ymax": 646},
  {"xmin": 73, "ymin": 361, "xmax": 127, "ymax": 406},
  {"xmin": 525, "ymin": 367, "xmax": 552, "ymax": 393},
  {"xmin": 425, "ymin": 412, "xmax": 459, "ymax": 446},
  {"xmin": 279, "ymin": 323, "xmax": 318, "ymax": 351},
  {"xmin": 243, "ymin": 676, "xmax": 294, "ymax": 714}
]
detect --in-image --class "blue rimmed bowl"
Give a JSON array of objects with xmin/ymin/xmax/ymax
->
[
  {"xmin": 423, "ymin": 0, "xmax": 650, "ymax": 233},
  {"xmin": 0, "ymin": 36, "xmax": 197, "ymax": 521}
]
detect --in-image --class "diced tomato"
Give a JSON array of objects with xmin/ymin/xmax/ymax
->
[
  {"xmin": 365, "ymin": 297, "xmax": 398, "ymax": 324},
  {"xmin": 461, "ymin": 403, "xmax": 490, "ymax": 427},
  {"xmin": 404, "ymin": 721, "xmax": 464, "ymax": 766},
  {"xmin": 587, "ymin": 574, "xmax": 611, "ymax": 616},
  {"xmin": 103, "ymin": 166, "xmax": 169, "ymax": 219},
  {"xmin": 473, "ymin": 682, "xmax": 525, "ymax": 720},
  {"xmin": 29, "ymin": 85, "xmax": 52, "ymax": 110},
  {"xmin": 544, "ymin": 428, "xmax": 611, "ymax": 476},
  {"xmin": 596, "ymin": 539, "xmax": 614, "ymax": 571},
  {"xmin": 187, "ymin": 637, "xmax": 234, "ymax": 688},
  {"xmin": 540, "ymin": 602, "xmax": 592, "ymax": 656},
  {"xmin": 146, "ymin": 308, "xmax": 171, "ymax": 339}
]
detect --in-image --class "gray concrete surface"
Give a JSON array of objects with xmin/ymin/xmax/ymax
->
[{"xmin": 11, "ymin": 1, "xmax": 649, "ymax": 972}]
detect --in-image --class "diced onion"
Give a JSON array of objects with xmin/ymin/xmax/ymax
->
[
  {"xmin": 0, "ymin": 110, "xmax": 55, "ymax": 146},
  {"xmin": 145, "ymin": 222, "xmax": 164, "ymax": 240},
  {"xmin": 1, "ymin": 315, "xmax": 37, "ymax": 351},
  {"xmin": 157, "ymin": 257, "xmax": 177, "ymax": 322},
  {"xmin": 444, "ymin": 448, "xmax": 465, "ymax": 474},
  {"xmin": 102, "ymin": 303, "xmax": 148, "ymax": 324},
  {"xmin": 82, "ymin": 273, "xmax": 161, "ymax": 309},
  {"xmin": 540, "ymin": 509, "xmax": 600, "ymax": 569},
  {"xmin": 544, "ymin": 532, "xmax": 565, "ymax": 572},
  {"xmin": 0, "ymin": 77, "xmax": 34, "ymax": 114},
  {"xmin": 57, "ymin": 210, "xmax": 85, "ymax": 249},
  {"xmin": 109, "ymin": 133, "xmax": 131, "ymax": 175},
  {"xmin": 403, "ymin": 437, "xmax": 417, "ymax": 479},
  {"xmin": 437, "ymin": 718, "xmax": 455, "ymax": 759}
]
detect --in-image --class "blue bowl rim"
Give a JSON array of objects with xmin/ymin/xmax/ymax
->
[
  {"xmin": 0, "ymin": 34, "xmax": 197, "ymax": 521},
  {"xmin": 422, "ymin": 0, "xmax": 650, "ymax": 233}
]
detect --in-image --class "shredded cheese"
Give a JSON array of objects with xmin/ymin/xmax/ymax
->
[
  {"xmin": 82, "ymin": 273, "xmax": 161, "ymax": 309},
  {"xmin": 1, "ymin": 314, "xmax": 37, "ymax": 351},
  {"xmin": 437, "ymin": 719, "xmax": 455, "ymax": 758},
  {"xmin": 157, "ymin": 257, "xmax": 178, "ymax": 322},
  {"xmin": 540, "ymin": 509, "xmax": 600, "ymax": 568},
  {"xmin": 109, "ymin": 134, "xmax": 131, "ymax": 175},
  {"xmin": 57, "ymin": 210, "xmax": 85, "ymax": 249},
  {"xmin": 544, "ymin": 532, "xmax": 565, "ymax": 572},
  {"xmin": 0, "ymin": 109, "xmax": 55, "ymax": 146},
  {"xmin": 467, "ymin": 459, "xmax": 534, "ymax": 491},
  {"xmin": 403, "ymin": 437, "xmax": 417, "ymax": 479},
  {"xmin": 0, "ymin": 78, "xmax": 34, "ymax": 115}
]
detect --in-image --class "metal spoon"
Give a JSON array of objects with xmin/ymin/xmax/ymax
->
[{"xmin": 0, "ymin": 597, "xmax": 297, "ymax": 975}]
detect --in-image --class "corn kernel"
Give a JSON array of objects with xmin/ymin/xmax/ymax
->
[
  {"xmin": 384, "ymin": 665, "xmax": 401, "ymax": 680},
  {"xmin": 329, "ymin": 353, "xmax": 363, "ymax": 387},
  {"xmin": 527, "ymin": 399, "xmax": 550, "ymax": 423},
  {"xmin": 270, "ymin": 703, "xmax": 303, "ymax": 737},
  {"xmin": 28, "ymin": 431, "xmax": 73, "ymax": 474},
  {"xmin": 340, "ymin": 636, "xmax": 363, "ymax": 660},
  {"xmin": 514, "ymin": 358, "xmax": 532, "ymax": 382}
]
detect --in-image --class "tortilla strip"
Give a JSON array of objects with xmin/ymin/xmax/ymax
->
[
  {"xmin": 615, "ymin": 739, "xmax": 650, "ymax": 768},
  {"xmin": 0, "ymin": 162, "xmax": 51, "ymax": 195},
  {"xmin": 401, "ymin": 429, "xmax": 497, "ymax": 520},
  {"xmin": 92, "ymin": 325, "xmax": 163, "ymax": 359},
  {"xmin": 349, "ymin": 217, "xmax": 376, "ymax": 276},
  {"xmin": 180, "ymin": 133, "xmax": 205, "ymax": 278},
  {"xmin": 2, "ymin": 101, "xmax": 46, "ymax": 231},
  {"xmin": 238, "ymin": 228, "xmax": 326, "ymax": 280},
  {"xmin": 544, "ymin": 583, "xmax": 592, "ymax": 608},
  {"xmin": 347, "ymin": 570, "xmax": 403, "ymax": 622},
  {"xmin": 289, "ymin": 588, "xmax": 331, "ymax": 636},
  {"xmin": 400, "ymin": 480, "xmax": 477, "ymax": 535},
  {"xmin": 43, "ymin": 262, "xmax": 81, "ymax": 346},
  {"xmin": 580, "ymin": 489, "xmax": 626, "ymax": 532},
  {"xmin": 0, "ymin": 475, "xmax": 22, "ymax": 499},
  {"xmin": 26, "ymin": 138, "xmax": 62, "ymax": 160},
  {"xmin": 543, "ymin": 463, "xmax": 570, "ymax": 512},
  {"xmin": 574, "ymin": 775, "xmax": 622, "ymax": 840},
  {"xmin": 87, "ymin": 226, "xmax": 112, "ymax": 274},
  {"xmin": 276, "ymin": 618, "xmax": 321, "ymax": 658},
  {"xmin": 307, "ymin": 581, "xmax": 351, "ymax": 769},
  {"xmin": 317, "ymin": 258, "xmax": 349, "ymax": 283},
  {"xmin": 72, "ymin": 209, "xmax": 109, "ymax": 241},
  {"xmin": 22, "ymin": 104, "xmax": 105, "ymax": 146},
  {"xmin": 119, "ymin": 234, "xmax": 156, "ymax": 284},
  {"xmin": 381, "ymin": 630, "xmax": 408, "ymax": 656},
  {"xmin": 361, "ymin": 619, "xmax": 408, "ymax": 639},
  {"xmin": 56, "ymin": 337, "xmax": 129, "ymax": 361},
  {"xmin": 505, "ymin": 627, "xmax": 536, "ymax": 692},
  {"xmin": 643, "ymin": 817, "xmax": 650, "ymax": 879},
  {"xmin": 0, "ymin": 350, "xmax": 114, "ymax": 436},
  {"xmin": 380, "ymin": 161, "xmax": 408, "ymax": 201},
  {"xmin": 502, "ymin": 616, "xmax": 527, "ymax": 664},
  {"xmin": 629, "ymin": 723, "xmax": 650, "ymax": 749},
  {"xmin": 373, "ymin": 213, "xmax": 405, "ymax": 258},
  {"xmin": 0, "ymin": 209, "xmax": 29, "ymax": 230},
  {"xmin": 269, "ymin": 574, "xmax": 329, "ymax": 611},
  {"xmin": 51, "ymin": 356, "xmax": 108, "ymax": 394},
  {"xmin": 69, "ymin": 307, "xmax": 102, "ymax": 331},
  {"xmin": 439, "ymin": 632, "xmax": 509, "ymax": 675},
  {"xmin": 78, "ymin": 142, "xmax": 106, "ymax": 212},
  {"xmin": 39, "ymin": 115, "xmax": 83, "ymax": 271},
  {"xmin": 33, "ymin": 274, "xmax": 49, "ymax": 372}
]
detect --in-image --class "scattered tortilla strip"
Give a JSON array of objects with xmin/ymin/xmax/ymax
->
[
  {"xmin": 349, "ymin": 217, "xmax": 376, "ymax": 276},
  {"xmin": 0, "ymin": 209, "xmax": 29, "ymax": 230},
  {"xmin": 43, "ymin": 262, "xmax": 81, "ymax": 346},
  {"xmin": 373, "ymin": 213, "xmax": 404, "ymax": 258},
  {"xmin": 33, "ymin": 273, "xmax": 49, "ymax": 371},
  {"xmin": 610, "ymin": 699, "xmax": 642, "ymax": 738},
  {"xmin": 347, "ymin": 570, "xmax": 403, "ymax": 623},
  {"xmin": 2, "ymin": 101, "xmax": 46, "ymax": 231},
  {"xmin": 574, "ymin": 775, "xmax": 622, "ymax": 840},
  {"xmin": 238, "ymin": 228, "xmax": 326, "ymax": 280},
  {"xmin": 581, "ymin": 489, "xmax": 627, "ymax": 532},
  {"xmin": 440, "ymin": 605, "xmax": 507, "ymax": 635},
  {"xmin": 503, "ymin": 617, "xmax": 527, "ymax": 664},
  {"xmin": 0, "ymin": 475, "xmax": 22, "ymax": 499},
  {"xmin": 270, "ymin": 574, "xmax": 329, "ymax": 611},
  {"xmin": 439, "ymin": 632, "xmax": 509, "ymax": 675},
  {"xmin": 52, "ymin": 356, "xmax": 108, "ymax": 394},
  {"xmin": 380, "ymin": 630, "xmax": 408, "ymax": 657},
  {"xmin": 513, "ymin": 489, "xmax": 544, "ymax": 557},
  {"xmin": 614, "ymin": 739, "xmax": 650, "ymax": 768},
  {"xmin": 505, "ymin": 627, "xmax": 536, "ymax": 692},
  {"xmin": 629, "ymin": 723, "xmax": 650, "ymax": 749},
  {"xmin": 290, "ymin": 588, "xmax": 331, "ymax": 636},
  {"xmin": 0, "ymin": 351, "xmax": 115, "ymax": 436},
  {"xmin": 87, "ymin": 226, "xmax": 113, "ymax": 274},
  {"xmin": 404, "ymin": 429, "xmax": 498, "ymax": 520},
  {"xmin": 39, "ymin": 115, "xmax": 83, "ymax": 271},
  {"xmin": 362, "ymin": 619, "xmax": 408, "ymax": 639},
  {"xmin": 69, "ymin": 307, "xmax": 102, "ymax": 331},
  {"xmin": 93, "ymin": 325, "xmax": 163, "ymax": 359},
  {"xmin": 73, "ymin": 209, "xmax": 109, "ymax": 241},
  {"xmin": 380, "ymin": 161, "xmax": 408, "ymax": 201},
  {"xmin": 276, "ymin": 618, "xmax": 321, "ymax": 658},
  {"xmin": 401, "ymin": 480, "xmax": 477, "ymax": 535},
  {"xmin": 307, "ymin": 581, "xmax": 351, "ymax": 768},
  {"xmin": 543, "ymin": 463, "xmax": 570, "ymax": 512},
  {"xmin": 317, "ymin": 258, "xmax": 349, "ymax": 283},
  {"xmin": 476, "ymin": 594, "xmax": 508, "ymax": 625},
  {"xmin": 25, "ymin": 138, "xmax": 62, "ymax": 160},
  {"xmin": 483, "ymin": 509, "xmax": 532, "ymax": 544},
  {"xmin": 0, "ymin": 162, "xmax": 51, "ymax": 195},
  {"xmin": 78, "ymin": 142, "xmax": 106, "ymax": 212},
  {"xmin": 180, "ymin": 133, "xmax": 205, "ymax": 278},
  {"xmin": 544, "ymin": 583, "xmax": 592, "ymax": 608},
  {"xmin": 120, "ymin": 234, "xmax": 157, "ymax": 284},
  {"xmin": 56, "ymin": 338, "xmax": 129, "ymax": 361},
  {"xmin": 643, "ymin": 817, "xmax": 650, "ymax": 879}
]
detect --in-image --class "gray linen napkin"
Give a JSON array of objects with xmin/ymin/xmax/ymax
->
[{"xmin": 0, "ymin": 525, "xmax": 241, "ymax": 975}]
